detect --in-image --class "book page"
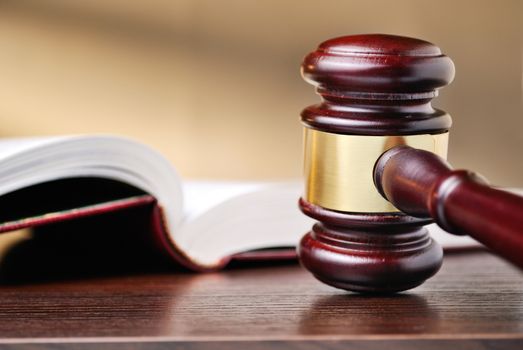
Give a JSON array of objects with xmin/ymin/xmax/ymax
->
[
  {"xmin": 0, "ymin": 135, "xmax": 184, "ymax": 231},
  {"xmin": 0, "ymin": 136, "xmax": 70, "ymax": 161},
  {"xmin": 182, "ymin": 181, "xmax": 270, "ymax": 222}
]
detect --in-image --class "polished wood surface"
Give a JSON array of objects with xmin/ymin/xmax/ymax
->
[
  {"xmin": 300, "ymin": 34, "xmax": 454, "ymax": 135},
  {"xmin": 299, "ymin": 34, "xmax": 453, "ymax": 293},
  {"xmin": 0, "ymin": 251, "xmax": 521, "ymax": 349},
  {"xmin": 375, "ymin": 145, "xmax": 523, "ymax": 269}
]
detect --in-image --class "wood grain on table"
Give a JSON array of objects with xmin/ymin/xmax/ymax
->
[{"xmin": 0, "ymin": 251, "xmax": 521, "ymax": 349}]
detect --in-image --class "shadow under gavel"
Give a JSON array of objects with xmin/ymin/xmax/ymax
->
[{"xmin": 298, "ymin": 34, "xmax": 523, "ymax": 294}]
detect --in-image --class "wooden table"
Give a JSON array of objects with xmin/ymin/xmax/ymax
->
[{"xmin": 0, "ymin": 250, "xmax": 522, "ymax": 349}]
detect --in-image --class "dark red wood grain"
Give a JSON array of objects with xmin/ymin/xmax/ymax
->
[
  {"xmin": 0, "ymin": 250, "xmax": 521, "ymax": 349},
  {"xmin": 298, "ymin": 221, "xmax": 443, "ymax": 293},
  {"xmin": 300, "ymin": 34, "xmax": 454, "ymax": 135},
  {"xmin": 374, "ymin": 145, "xmax": 523, "ymax": 269},
  {"xmin": 299, "ymin": 34, "xmax": 454, "ymax": 293}
]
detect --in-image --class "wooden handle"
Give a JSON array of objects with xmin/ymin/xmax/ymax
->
[{"xmin": 374, "ymin": 146, "xmax": 523, "ymax": 268}]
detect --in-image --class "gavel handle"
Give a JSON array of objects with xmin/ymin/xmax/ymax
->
[{"xmin": 374, "ymin": 146, "xmax": 523, "ymax": 268}]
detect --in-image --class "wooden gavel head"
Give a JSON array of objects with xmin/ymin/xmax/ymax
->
[
  {"xmin": 298, "ymin": 34, "xmax": 455, "ymax": 293},
  {"xmin": 299, "ymin": 34, "xmax": 523, "ymax": 293}
]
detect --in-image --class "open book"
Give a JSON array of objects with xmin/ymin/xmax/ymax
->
[{"xmin": 0, "ymin": 135, "xmax": 479, "ymax": 270}]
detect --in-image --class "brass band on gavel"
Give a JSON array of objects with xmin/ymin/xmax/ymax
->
[{"xmin": 303, "ymin": 128, "xmax": 449, "ymax": 213}]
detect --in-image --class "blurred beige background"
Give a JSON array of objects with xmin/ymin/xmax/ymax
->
[{"xmin": 0, "ymin": 0, "xmax": 521, "ymax": 185}]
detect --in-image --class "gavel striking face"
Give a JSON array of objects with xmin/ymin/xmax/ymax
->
[{"xmin": 298, "ymin": 34, "xmax": 523, "ymax": 293}]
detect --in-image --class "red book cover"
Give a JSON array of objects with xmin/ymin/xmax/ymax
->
[{"xmin": 0, "ymin": 177, "xmax": 297, "ymax": 274}]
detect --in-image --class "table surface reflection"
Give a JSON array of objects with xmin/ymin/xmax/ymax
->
[{"xmin": 0, "ymin": 248, "xmax": 522, "ymax": 349}]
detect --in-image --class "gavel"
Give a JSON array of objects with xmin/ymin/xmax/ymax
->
[{"xmin": 298, "ymin": 34, "xmax": 523, "ymax": 293}]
